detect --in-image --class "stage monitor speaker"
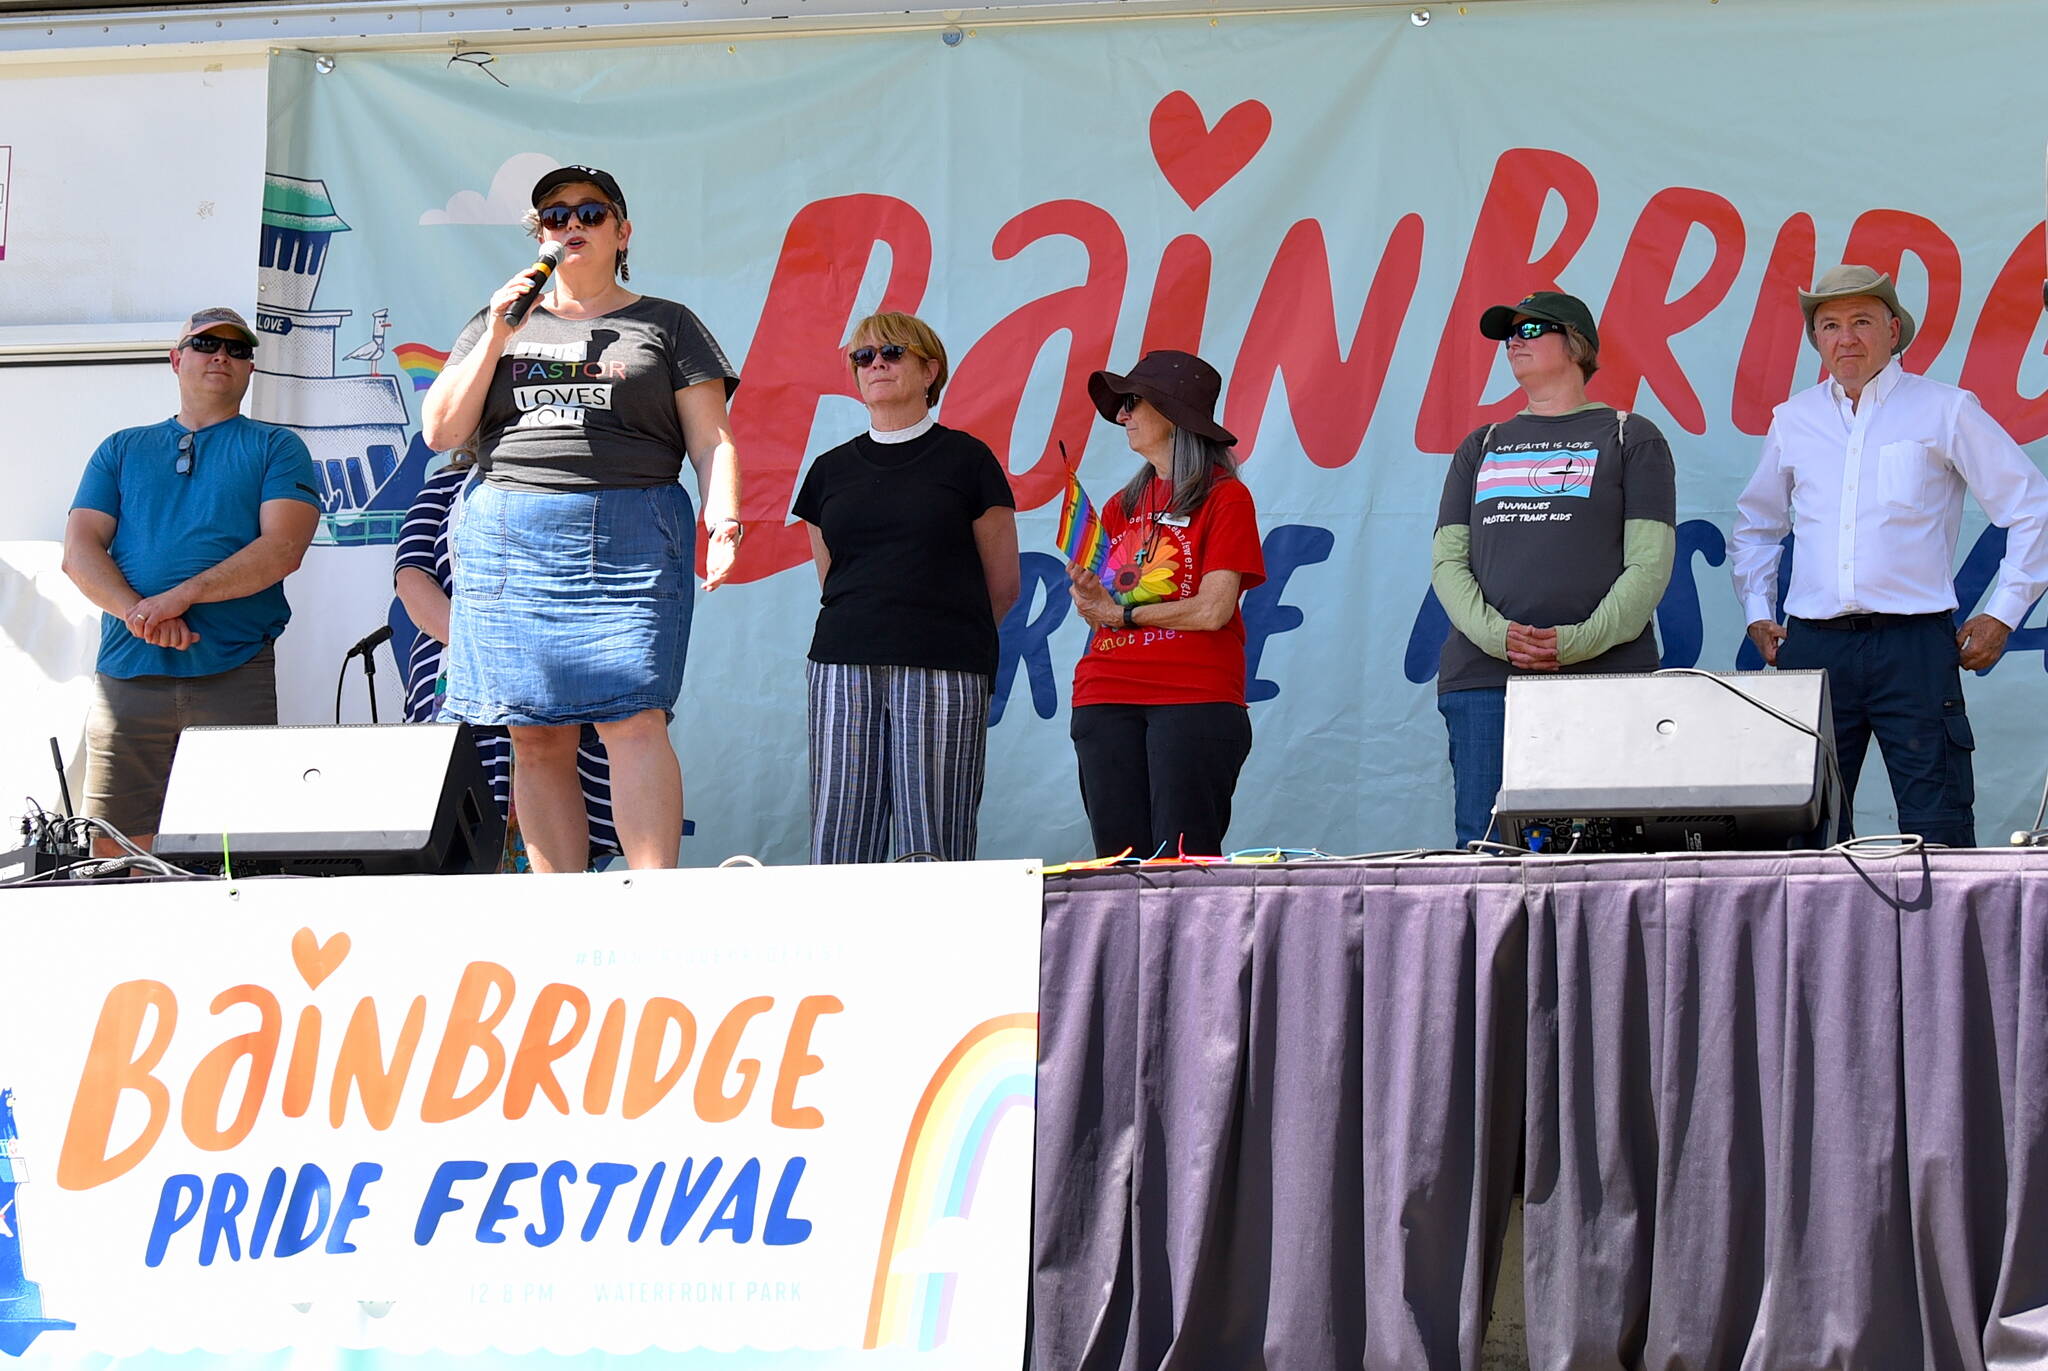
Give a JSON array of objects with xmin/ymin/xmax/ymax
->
[
  {"xmin": 1494, "ymin": 669, "xmax": 1840, "ymax": 853},
  {"xmin": 154, "ymin": 723, "xmax": 504, "ymax": 876}
]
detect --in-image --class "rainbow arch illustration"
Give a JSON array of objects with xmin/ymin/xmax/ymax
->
[{"xmin": 863, "ymin": 1013, "xmax": 1037, "ymax": 1350}]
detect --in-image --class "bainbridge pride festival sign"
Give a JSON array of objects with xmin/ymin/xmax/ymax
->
[
  {"xmin": 257, "ymin": 0, "xmax": 2048, "ymax": 859},
  {"xmin": 0, "ymin": 863, "xmax": 1041, "ymax": 1366}
]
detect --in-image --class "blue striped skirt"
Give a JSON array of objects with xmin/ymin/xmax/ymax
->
[{"xmin": 442, "ymin": 480, "xmax": 694, "ymax": 727}]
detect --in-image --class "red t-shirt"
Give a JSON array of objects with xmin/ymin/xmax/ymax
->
[{"xmin": 1072, "ymin": 475, "xmax": 1266, "ymax": 707}]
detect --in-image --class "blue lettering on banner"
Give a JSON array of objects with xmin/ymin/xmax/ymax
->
[
  {"xmin": 147, "ymin": 1163, "xmax": 381, "ymax": 1267},
  {"xmin": 1243, "ymin": 524, "xmax": 1334, "ymax": 704},
  {"xmin": 1403, "ymin": 587, "xmax": 1452, "ymax": 685},
  {"xmin": 992, "ymin": 553, "xmax": 1073, "ymax": 725},
  {"xmin": 1652, "ymin": 519, "xmax": 1729, "ymax": 670},
  {"xmin": 414, "ymin": 1157, "xmax": 814, "ymax": 1249}
]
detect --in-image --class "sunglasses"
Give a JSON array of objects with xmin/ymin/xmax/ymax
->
[
  {"xmin": 182, "ymin": 334, "xmax": 255, "ymax": 361},
  {"xmin": 537, "ymin": 202, "xmax": 615, "ymax": 231},
  {"xmin": 1117, "ymin": 394, "xmax": 1143, "ymax": 416},
  {"xmin": 848, "ymin": 343, "xmax": 915, "ymax": 369},
  {"xmin": 1503, "ymin": 319, "xmax": 1569, "ymax": 343},
  {"xmin": 176, "ymin": 431, "xmax": 196, "ymax": 477}
]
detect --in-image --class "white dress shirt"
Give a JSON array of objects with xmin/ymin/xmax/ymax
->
[{"xmin": 1730, "ymin": 359, "xmax": 2048, "ymax": 628}]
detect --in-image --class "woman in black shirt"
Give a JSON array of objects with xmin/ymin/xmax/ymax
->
[{"xmin": 792, "ymin": 312, "xmax": 1018, "ymax": 863}]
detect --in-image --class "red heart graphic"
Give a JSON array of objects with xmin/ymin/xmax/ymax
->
[{"xmin": 1149, "ymin": 91, "xmax": 1273, "ymax": 211}]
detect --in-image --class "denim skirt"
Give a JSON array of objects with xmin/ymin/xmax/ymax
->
[{"xmin": 442, "ymin": 480, "xmax": 694, "ymax": 726}]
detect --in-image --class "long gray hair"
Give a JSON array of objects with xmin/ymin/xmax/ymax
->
[{"xmin": 1116, "ymin": 425, "xmax": 1239, "ymax": 518}]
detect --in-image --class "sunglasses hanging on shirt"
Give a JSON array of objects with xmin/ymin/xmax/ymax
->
[{"xmin": 175, "ymin": 431, "xmax": 196, "ymax": 477}]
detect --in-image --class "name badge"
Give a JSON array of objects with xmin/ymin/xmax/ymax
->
[{"xmin": 1155, "ymin": 512, "xmax": 1191, "ymax": 528}]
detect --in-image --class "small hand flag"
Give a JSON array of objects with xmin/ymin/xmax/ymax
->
[{"xmin": 1056, "ymin": 442, "xmax": 1109, "ymax": 578}]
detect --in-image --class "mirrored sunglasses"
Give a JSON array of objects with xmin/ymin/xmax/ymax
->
[
  {"xmin": 1504, "ymin": 319, "xmax": 1568, "ymax": 343},
  {"xmin": 182, "ymin": 334, "xmax": 255, "ymax": 361},
  {"xmin": 176, "ymin": 431, "xmax": 196, "ymax": 477},
  {"xmin": 538, "ymin": 202, "xmax": 615, "ymax": 231}
]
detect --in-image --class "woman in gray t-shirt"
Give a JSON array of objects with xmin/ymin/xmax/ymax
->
[
  {"xmin": 422, "ymin": 164, "xmax": 741, "ymax": 872},
  {"xmin": 1430, "ymin": 291, "xmax": 1676, "ymax": 848}
]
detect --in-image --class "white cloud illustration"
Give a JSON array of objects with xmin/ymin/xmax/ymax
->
[{"xmin": 419, "ymin": 151, "xmax": 561, "ymax": 226}]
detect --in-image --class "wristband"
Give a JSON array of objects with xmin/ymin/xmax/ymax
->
[
  {"xmin": 1122, "ymin": 603, "xmax": 1137, "ymax": 629},
  {"xmin": 711, "ymin": 518, "xmax": 743, "ymax": 544}
]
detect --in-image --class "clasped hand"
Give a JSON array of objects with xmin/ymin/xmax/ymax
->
[
  {"xmin": 1507, "ymin": 621, "xmax": 1560, "ymax": 671},
  {"xmin": 1067, "ymin": 562, "xmax": 1122, "ymax": 629},
  {"xmin": 126, "ymin": 587, "xmax": 200, "ymax": 651}
]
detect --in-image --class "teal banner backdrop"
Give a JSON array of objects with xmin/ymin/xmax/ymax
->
[{"xmin": 258, "ymin": 0, "xmax": 2048, "ymax": 861}]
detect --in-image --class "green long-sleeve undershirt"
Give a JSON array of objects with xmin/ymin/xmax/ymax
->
[{"xmin": 1430, "ymin": 520, "xmax": 1676, "ymax": 666}]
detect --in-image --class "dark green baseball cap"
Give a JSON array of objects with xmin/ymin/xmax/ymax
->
[{"xmin": 1479, "ymin": 290, "xmax": 1598, "ymax": 352}]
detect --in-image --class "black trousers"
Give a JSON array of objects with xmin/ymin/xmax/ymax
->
[
  {"xmin": 1070, "ymin": 702, "xmax": 1253, "ymax": 858},
  {"xmin": 1780, "ymin": 612, "xmax": 1977, "ymax": 848}
]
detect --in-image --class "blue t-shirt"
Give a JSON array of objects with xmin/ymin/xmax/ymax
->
[{"xmin": 72, "ymin": 414, "xmax": 321, "ymax": 679}]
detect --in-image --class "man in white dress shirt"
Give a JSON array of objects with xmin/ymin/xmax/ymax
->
[{"xmin": 1731, "ymin": 264, "xmax": 2048, "ymax": 847}]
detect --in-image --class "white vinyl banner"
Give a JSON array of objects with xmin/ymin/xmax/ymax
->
[{"xmin": 0, "ymin": 862, "xmax": 1041, "ymax": 1368}]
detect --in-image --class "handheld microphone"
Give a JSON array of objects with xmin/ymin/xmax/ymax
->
[
  {"xmin": 504, "ymin": 242, "xmax": 564, "ymax": 327},
  {"xmin": 346, "ymin": 624, "xmax": 394, "ymax": 660}
]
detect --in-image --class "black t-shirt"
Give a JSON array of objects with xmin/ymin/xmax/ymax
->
[
  {"xmin": 793, "ymin": 424, "xmax": 1017, "ymax": 676},
  {"xmin": 1435, "ymin": 405, "xmax": 1677, "ymax": 692},
  {"xmin": 448, "ymin": 296, "xmax": 738, "ymax": 491}
]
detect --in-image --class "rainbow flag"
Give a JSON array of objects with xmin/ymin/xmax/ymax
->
[
  {"xmin": 392, "ymin": 341, "xmax": 450, "ymax": 392},
  {"xmin": 1057, "ymin": 468, "xmax": 1109, "ymax": 578}
]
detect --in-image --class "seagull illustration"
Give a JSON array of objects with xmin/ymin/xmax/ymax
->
[{"xmin": 343, "ymin": 309, "xmax": 391, "ymax": 375}]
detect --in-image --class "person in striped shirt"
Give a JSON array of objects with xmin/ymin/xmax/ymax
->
[{"xmin": 394, "ymin": 450, "xmax": 620, "ymax": 866}]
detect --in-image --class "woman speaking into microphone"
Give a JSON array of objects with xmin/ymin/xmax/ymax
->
[{"xmin": 422, "ymin": 165, "xmax": 741, "ymax": 871}]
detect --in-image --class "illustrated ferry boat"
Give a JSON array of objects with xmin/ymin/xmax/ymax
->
[{"xmin": 247, "ymin": 174, "xmax": 428, "ymax": 546}]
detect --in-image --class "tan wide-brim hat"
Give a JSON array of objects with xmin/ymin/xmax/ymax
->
[{"xmin": 1798, "ymin": 264, "xmax": 1915, "ymax": 355}]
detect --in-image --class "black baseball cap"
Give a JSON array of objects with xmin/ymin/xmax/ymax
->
[
  {"xmin": 1479, "ymin": 290, "xmax": 1598, "ymax": 352},
  {"xmin": 531, "ymin": 165, "xmax": 628, "ymax": 219}
]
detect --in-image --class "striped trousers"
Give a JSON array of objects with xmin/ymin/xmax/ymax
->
[{"xmin": 806, "ymin": 661, "xmax": 992, "ymax": 864}]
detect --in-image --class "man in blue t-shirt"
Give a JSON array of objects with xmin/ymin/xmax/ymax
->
[{"xmin": 62, "ymin": 306, "xmax": 322, "ymax": 852}]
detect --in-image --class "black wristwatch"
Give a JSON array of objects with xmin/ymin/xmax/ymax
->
[{"xmin": 1122, "ymin": 603, "xmax": 1137, "ymax": 629}]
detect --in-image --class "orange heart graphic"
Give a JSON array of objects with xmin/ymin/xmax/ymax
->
[
  {"xmin": 1149, "ymin": 91, "xmax": 1272, "ymax": 211},
  {"xmin": 291, "ymin": 928, "xmax": 351, "ymax": 990}
]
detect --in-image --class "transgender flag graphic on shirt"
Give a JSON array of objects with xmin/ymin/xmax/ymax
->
[{"xmin": 1474, "ymin": 448, "xmax": 1599, "ymax": 502}]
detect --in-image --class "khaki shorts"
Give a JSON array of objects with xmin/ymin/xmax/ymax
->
[{"xmin": 84, "ymin": 644, "xmax": 278, "ymax": 838}]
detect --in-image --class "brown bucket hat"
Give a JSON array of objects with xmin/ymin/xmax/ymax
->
[
  {"xmin": 1087, "ymin": 350, "xmax": 1236, "ymax": 445},
  {"xmin": 1799, "ymin": 264, "xmax": 1915, "ymax": 354}
]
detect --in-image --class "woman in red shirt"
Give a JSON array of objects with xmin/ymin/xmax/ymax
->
[{"xmin": 1065, "ymin": 350, "xmax": 1266, "ymax": 858}]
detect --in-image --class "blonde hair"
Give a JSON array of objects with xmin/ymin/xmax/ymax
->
[
  {"xmin": 1564, "ymin": 327, "xmax": 1599, "ymax": 380},
  {"xmin": 845, "ymin": 312, "xmax": 949, "ymax": 407}
]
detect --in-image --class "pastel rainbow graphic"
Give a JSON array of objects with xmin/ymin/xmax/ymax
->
[
  {"xmin": 393, "ymin": 341, "xmax": 450, "ymax": 392},
  {"xmin": 863, "ymin": 1013, "xmax": 1037, "ymax": 1350}
]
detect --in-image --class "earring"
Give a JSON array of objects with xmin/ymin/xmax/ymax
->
[{"xmin": 616, "ymin": 248, "xmax": 630, "ymax": 283}]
